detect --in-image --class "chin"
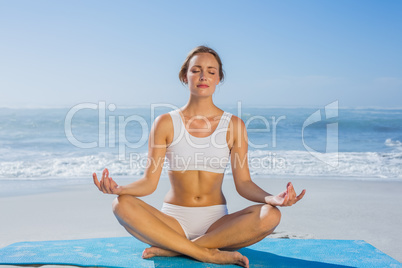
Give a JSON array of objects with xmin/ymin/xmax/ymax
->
[{"xmin": 192, "ymin": 90, "xmax": 215, "ymax": 96}]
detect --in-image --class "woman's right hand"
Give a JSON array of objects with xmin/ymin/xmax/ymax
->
[{"xmin": 93, "ymin": 168, "xmax": 123, "ymax": 195}]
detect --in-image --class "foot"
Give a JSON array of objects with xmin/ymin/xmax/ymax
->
[
  {"xmin": 143, "ymin": 247, "xmax": 249, "ymax": 267},
  {"xmin": 142, "ymin": 246, "xmax": 180, "ymax": 259},
  {"xmin": 206, "ymin": 248, "xmax": 249, "ymax": 268}
]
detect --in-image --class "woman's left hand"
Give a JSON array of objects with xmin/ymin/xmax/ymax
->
[{"xmin": 265, "ymin": 182, "xmax": 306, "ymax": 207}]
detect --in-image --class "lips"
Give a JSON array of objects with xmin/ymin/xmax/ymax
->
[{"xmin": 197, "ymin": 84, "xmax": 209, "ymax": 88}]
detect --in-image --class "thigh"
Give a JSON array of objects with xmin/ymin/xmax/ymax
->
[
  {"xmin": 116, "ymin": 195, "xmax": 187, "ymax": 238},
  {"xmin": 205, "ymin": 204, "xmax": 263, "ymax": 234}
]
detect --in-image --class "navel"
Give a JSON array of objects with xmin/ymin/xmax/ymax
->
[{"xmin": 194, "ymin": 196, "xmax": 202, "ymax": 202}]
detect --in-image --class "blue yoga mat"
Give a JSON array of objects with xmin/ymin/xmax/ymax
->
[{"xmin": 0, "ymin": 237, "xmax": 400, "ymax": 268}]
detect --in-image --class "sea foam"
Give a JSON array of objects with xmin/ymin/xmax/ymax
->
[{"xmin": 1, "ymin": 150, "xmax": 401, "ymax": 180}]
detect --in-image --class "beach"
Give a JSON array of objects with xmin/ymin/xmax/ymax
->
[
  {"xmin": 1, "ymin": 176, "xmax": 401, "ymax": 266},
  {"xmin": 1, "ymin": 107, "xmax": 402, "ymax": 266},
  {"xmin": 2, "ymin": 0, "xmax": 402, "ymax": 266}
]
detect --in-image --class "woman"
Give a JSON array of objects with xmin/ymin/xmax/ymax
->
[{"xmin": 93, "ymin": 46, "xmax": 306, "ymax": 267}]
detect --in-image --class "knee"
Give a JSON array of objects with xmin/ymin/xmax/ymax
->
[
  {"xmin": 112, "ymin": 195, "xmax": 139, "ymax": 217},
  {"xmin": 259, "ymin": 204, "xmax": 281, "ymax": 232}
]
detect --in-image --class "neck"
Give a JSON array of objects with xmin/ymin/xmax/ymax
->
[{"xmin": 182, "ymin": 96, "xmax": 219, "ymax": 116}]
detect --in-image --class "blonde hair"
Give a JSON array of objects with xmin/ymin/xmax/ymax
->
[{"xmin": 179, "ymin": 46, "xmax": 225, "ymax": 84}]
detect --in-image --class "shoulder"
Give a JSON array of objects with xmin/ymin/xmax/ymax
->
[
  {"xmin": 229, "ymin": 114, "xmax": 246, "ymax": 131},
  {"xmin": 153, "ymin": 112, "xmax": 173, "ymax": 127},
  {"xmin": 227, "ymin": 114, "xmax": 247, "ymax": 149},
  {"xmin": 150, "ymin": 112, "xmax": 173, "ymax": 140},
  {"xmin": 149, "ymin": 113, "xmax": 173, "ymax": 148}
]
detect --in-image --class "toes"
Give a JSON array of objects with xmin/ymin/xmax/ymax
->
[
  {"xmin": 242, "ymin": 256, "xmax": 250, "ymax": 268},
  {"xmin": 142, "ymin": 248, "xmax": 154, "ymax": 259},
  {"xmin": 141, "ymin": 249, "xmax": 147, "ymax": 258}
]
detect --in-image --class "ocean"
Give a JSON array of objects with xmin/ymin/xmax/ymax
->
[{"xmin": 1, "ymin": 103, "xmax": 401, "ymax": 184}]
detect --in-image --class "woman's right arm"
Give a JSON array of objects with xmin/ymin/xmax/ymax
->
[{"xmin": 93, "ymin": 113, "xmax": 170, "ymax": 196}]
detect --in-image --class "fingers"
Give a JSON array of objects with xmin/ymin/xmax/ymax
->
[
  {"xmin": 283, "ymin": 182, "xmax": 306, "ymax": 206},
  {"xmin": 93, "ymin": 173, "xmax": 101, "ymax": 190},
  {"xmin": 281, "ymin": 183, "xmax": 293, "ymax": 206},
  {"xmin": 103, "ymin": 168, "xmax": 108, "ymax": 181},
  {"xmin": 93, "ymin": 168, "xmax": 115, "ymax": 194},
  {"xmin": 108, "ymin": 177, "xmax": 115, "ymax": 193},
  {"xmin": 279, "ymin": 190, "xmax": 287, "ymax": 198},
  {"xmin": 93, "ymin": 171, "xmax": 105, "ymax": 193},
  {"xmin": 110, "ymin": 178, "xmax": 119, "ymax": 192},
  {"xmin": 296, "ymin": 189, "xmax": 307, "ymax": 201},
  {"xmin": 283, "ymin": 192, "xmax": 289, "ymax": 205},
  {"xmin": 102, "ymin": 169, "xmax": 111, "ymax": 193},
  {"xmin": 287, "ymin": 182, "xmax": 297, "ymax": 200}
]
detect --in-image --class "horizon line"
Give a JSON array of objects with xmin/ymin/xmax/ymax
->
[{"xmin": 1, "ymin": 103, "xmax": 402, "ymax": 110}]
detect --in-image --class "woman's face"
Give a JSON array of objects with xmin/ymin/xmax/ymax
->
[{"xmin": 185, "ymin": 53, "xmax": 220, "ymax": 97}]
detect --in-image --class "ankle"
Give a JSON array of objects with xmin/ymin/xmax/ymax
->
[
  {"xmin": 198, "ymin": 247, "xmax": 214, "ymax": 262},
  {"xmin": 204, "ymin": 248, "xmax": 221, "ymax": 262}
]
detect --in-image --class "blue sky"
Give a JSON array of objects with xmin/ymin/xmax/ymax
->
[{"xmin": 1, "ymin": 0, "xmax": 401, "ymax": 108}]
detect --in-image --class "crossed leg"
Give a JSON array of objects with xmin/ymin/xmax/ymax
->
[
  {"xmin": 113, "ymin": 195, "xmax": 280, "ymax": 267},
  {"xmin": 143, "ymin": 203, "xmax": 281, "ymax": 258}
]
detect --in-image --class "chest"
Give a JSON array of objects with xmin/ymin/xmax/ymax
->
[{"xmin": 181, "ymin": 116, "xmax": 222, "ymax": 138}]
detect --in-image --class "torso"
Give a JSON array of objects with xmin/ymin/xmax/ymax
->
[{"xmin": 163, "ymin": 109, "xmax": 234, "ymax": 207}]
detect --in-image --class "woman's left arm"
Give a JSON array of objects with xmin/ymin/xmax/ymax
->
[{"xmin": 230, "ymin": 116, "xmax": 305, "ymax": 207}]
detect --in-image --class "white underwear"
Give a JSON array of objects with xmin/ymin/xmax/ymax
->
[{"xmin": 161, "ymin": 202, "xmax": 228, "ymax": 240}]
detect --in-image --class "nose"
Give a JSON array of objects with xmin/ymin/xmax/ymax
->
[{"xmin": 199, "ymin": 71, "xmax": 207, "ymax": 81}]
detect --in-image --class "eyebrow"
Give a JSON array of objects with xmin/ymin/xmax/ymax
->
[{"xmin": 192, "ymin": 65, "xmax": 218, "ymax": 70}]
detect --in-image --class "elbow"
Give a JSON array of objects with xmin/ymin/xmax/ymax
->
[
  {"xmin": 147, "ymin": 184, "xmax": 158, "ymax": 196},
  {"xmin": 237, "ymin": 190, "xmax": 249, "ymax": 200}
]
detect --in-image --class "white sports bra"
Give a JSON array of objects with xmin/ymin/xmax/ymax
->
[{"xmin": 165, "ymin": 109, "xmax": 232, "ymax": 173}]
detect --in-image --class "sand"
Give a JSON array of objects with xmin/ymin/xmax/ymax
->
[{"xmin": 0, "ymin": 176, "xmax": 401, "ymax": 266}]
